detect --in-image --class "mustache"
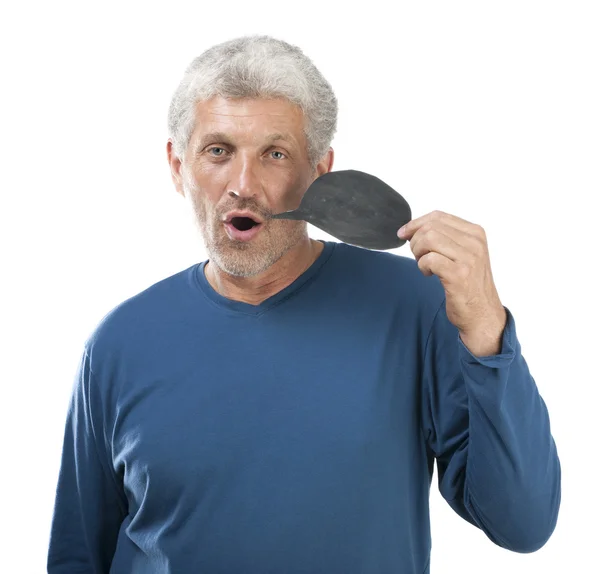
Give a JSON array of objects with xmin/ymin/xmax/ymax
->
[{"xmin": 216, "ymin": 199, "xmax": 273, "ymax": 219}]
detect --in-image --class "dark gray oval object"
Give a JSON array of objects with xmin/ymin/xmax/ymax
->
[{"xmin": 270, "ymin": 169, "xmax": 412, "ymax": 250}]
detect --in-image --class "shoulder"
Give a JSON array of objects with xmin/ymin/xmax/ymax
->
[
  {"xmin": 329, "ymin": 242, "xmax": 445, "ymax": 307},
  {"xmin": 83, "ymin": 263, "xmax": 200, "ymax": 365}
]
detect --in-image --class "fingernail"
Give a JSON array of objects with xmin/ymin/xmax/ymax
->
[{"xmin": 398, "ymin": 226, "xmax": 406, "ymax": 237}]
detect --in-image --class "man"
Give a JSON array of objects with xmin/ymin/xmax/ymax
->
[{"xmin": 47, "ymin": 35, "xmax": 561, "ymax": 573}]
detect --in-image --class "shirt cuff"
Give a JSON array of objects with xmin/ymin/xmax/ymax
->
[{"xmin": 458, "ymin": 306, "xmax": 517, "ymax": 367}]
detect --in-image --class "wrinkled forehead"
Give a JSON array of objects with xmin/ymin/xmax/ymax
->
[{"xmin": 190, "ymin": 96, "xmax": 307, "ymax": 148}]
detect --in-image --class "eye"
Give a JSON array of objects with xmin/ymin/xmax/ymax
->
[
  {"xmin": 208, "ymin": 147, "xmax": 226, "ymax": 157},
  {"xmin": 270, "ymin": 150, "xmax": 286, "ymax": 160}
]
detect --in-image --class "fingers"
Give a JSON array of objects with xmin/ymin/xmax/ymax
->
[
  {"xmin": 417, "ymin": 251, "xmax": 454, "ymax": 278},
  {"xmin": 399, "ymin": 210, "xmax": 483, "ymax": 240},
  {"xmin": 409, "ymin": 221, "xmax": 476, "ymax": 263}
]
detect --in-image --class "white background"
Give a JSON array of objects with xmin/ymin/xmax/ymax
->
[{"xmin": 1, "ymin": 1, "xmax": 598, "ymax": 572}]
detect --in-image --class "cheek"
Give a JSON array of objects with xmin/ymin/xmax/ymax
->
[
  {"xmin": 184, "ymin": 190, "xmax": 213, "ymax": 224},
  {"xmin": 196, "ymin": 196, "xmax": 219, "ymax": 224},
  {"xmin": 185, "ymin": 176, "xmax": 222, "ymax": 214},
  {"xmin": 272, "ymin": 173, "xmax": 309, "ymax": 206},
  {"xmin": 189, "ymin": 163, "xmax": 226, "ymax": 198}
]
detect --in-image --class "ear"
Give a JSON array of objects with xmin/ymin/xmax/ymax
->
[
  {"xmin": 315, "ymin": 147, "xmax": 334, "ymax": 178},
  {"xmin": 167, "ymin": 140, "xmax": 185, "ymax": 197}
]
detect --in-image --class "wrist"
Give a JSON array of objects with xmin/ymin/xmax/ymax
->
[{"xmin": 459, "ymin": 307, "xmax": 507, "ymax": 357}]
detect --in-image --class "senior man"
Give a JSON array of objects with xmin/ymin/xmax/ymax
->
[{"xmin": 47, "ymin": 35, "xmax": 561, "ymax": 574}]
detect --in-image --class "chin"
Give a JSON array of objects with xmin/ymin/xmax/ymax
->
[
  {"xmin": 211, "ymin": 253, "xmax": 274, "ymax": 278},
  {"xmin": 207, "ymin": 240, "xmax": 271, "ymax": 277},
  {"xmin": 210, "ymin": 236, "xmax": 300, "ymax": 278}
]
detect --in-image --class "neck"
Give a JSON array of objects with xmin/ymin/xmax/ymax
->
[{"xmin": 205, "ymin": 237, "xmax": 324, "ymax": 306}]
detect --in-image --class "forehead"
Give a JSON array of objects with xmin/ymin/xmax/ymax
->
[{"xmin": 191, "ymin": 96, "xmax": 306, "ymax": 145}]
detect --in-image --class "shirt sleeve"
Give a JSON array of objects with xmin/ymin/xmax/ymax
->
[
  {"xmin": 420, "ymin": 297, "xmax": 561, "ymax": 553},
  {"xmin": 47, "ymin": 348, "xmax": 127, "ymax": 573}
]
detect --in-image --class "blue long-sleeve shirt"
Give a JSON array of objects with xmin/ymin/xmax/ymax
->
[{"xmin": 47, "ymin": 240, "xmax": 561, "ymax": 573}]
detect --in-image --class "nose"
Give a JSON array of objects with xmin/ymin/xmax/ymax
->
[{"xmin": 226, "ymin": 155, "xmax": 262, "ymax": 199}]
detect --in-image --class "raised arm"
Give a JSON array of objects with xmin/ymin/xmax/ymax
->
[{"xmin": 421, "ymin": 299, "xmax": 561, "ymax": 552}]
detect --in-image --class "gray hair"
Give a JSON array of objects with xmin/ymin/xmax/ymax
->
[{"xmin": 167, "ymin": 35, "xmax": 338, "ymax": 168}]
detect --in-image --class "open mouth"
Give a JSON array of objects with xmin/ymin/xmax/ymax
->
[{"xmin": 229, "ymin": 216, "xmax": 260, "ymax": 231}]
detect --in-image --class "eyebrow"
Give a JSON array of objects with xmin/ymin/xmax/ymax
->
[{"xmin": 195, "ymin": 131, "xmax": 295, "ymax": 153}]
